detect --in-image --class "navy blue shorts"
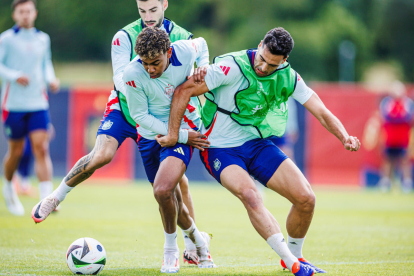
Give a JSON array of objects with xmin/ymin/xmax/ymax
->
[
  {"xmin": 96, "ymin": 110, "xmax": 138, "ymax": 147},
  {"xmin": 138, "ymin": 136, "xmax": 193, "ymax": 183},
  {"xmin": 3, "ymin": 110, "xmax": 50, "ymax": 140},
  {"xmin": 385, "ymin": 147, "xmax": 407, "ymax": 159},
  {"xmin": 200, "ymin": 138, "xmax": 288, "ymax": 186}
]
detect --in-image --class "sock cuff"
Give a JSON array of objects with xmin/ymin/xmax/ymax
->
[
  {"xmin": 39, "ymin": 181, "xmax": 53, "ymax": 186},
  {"xmin": 267, "ymin": 233, "xmax": 285, "ymax": 244},
  {"xmin": 287, "ymin": 235, "xmax": 306, "ymax": 242},
  {"xmin": 182, "ymin": 218, "xmax": 195, "ymax": 233}
]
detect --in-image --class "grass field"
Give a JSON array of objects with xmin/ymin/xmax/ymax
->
[{"xmin": 1, "ymin": 181, "xmax": 414, "ymax": 275}]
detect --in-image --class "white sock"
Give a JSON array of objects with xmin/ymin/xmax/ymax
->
[
  {"xmin": 3, "ymin": 178, "xmax": 12, "ymax": 187},
  {"xmin": 164, "ymin": 230, "xmax": 179, "ymax": 250},
  {"xmin": 52, "ymin": 179, "xmax": 74, "ymax": 202},
  {"xmin": 182, "ymin": 218, "xmax": 206, "ymax": 248},
  {"xmin": 267, "ymin": 233, "xmax": 298, "ymax": 271},
  {"xmin": 20, "ymin": 177, "xmax": 31, "ymax": 190},
  {"xmin": 39, "ymin": 181, "xmax": 53, "ymax": 200},
  {"xmin": 287, "ymin": 235, "xmax": 305, "ymax": 259},
  {"xmin": 181, "ymin": 229, "xmax": 196, "ymax": 251}
]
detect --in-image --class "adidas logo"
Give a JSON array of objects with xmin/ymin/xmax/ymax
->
[
  {"xmin": 113, "ymin": 38, "xmax": 120, "ymax": 46},
  {"xmin": 220, "ymin": 66, "xmax": 230, "ymax": 76},
  {"xmin": 174, "ymin": 147, "xmax": 185, "ymax": 156}
]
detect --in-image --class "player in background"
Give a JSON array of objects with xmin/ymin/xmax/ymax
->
[
  {"xmin": 377, "ymin": 81, "xmax": 414, "ymax": 193},
  {"xmin": 32, "ymin": 0, "xmax": 208, "ymax": 266},
  {"xmin": 123, "ymin": 27, "xmax": 215, "ymax": 273},
  {"xmin": 1, "ymin": 0, "xmax": 60, "ymax": 216},
  {"xmin": 158, "ymin": 27, "xmax": 361, "ymax": 275}
]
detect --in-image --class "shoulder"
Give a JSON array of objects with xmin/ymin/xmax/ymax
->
[
  {"xmin": 0, "ymin": 29, "xmax": 16, "ymax": 42},
  {"xmin": 123, "ymin": 58, "xmax": 146, "ymax": 81},
  {"xmin": 36, "ymin": 30, "xmax": 51, "ymax": 42},
  {"xmin": 167, "ymin": 19, "xmax": 192, "ymax": 39},
  {"xmin": 213, "ymin": 57, "xmax": 242, "ymax": 78},
  {"xmin": 112, "ymin": 30, "xmax": 130, "ymax": 45}
]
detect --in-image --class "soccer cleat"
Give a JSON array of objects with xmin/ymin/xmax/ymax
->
[
  {"xmin": 292, "ymin": 262, "xmax": 315, "ymax": 276},
  {"xmin": 196, "ymin": 232, "xmax": 216, "ymax": 268},
  {"xmin": 31, "ymin": 194, "xmax": 60, "ymax": 223},
  {"xmin": 183, "ymin": 249, "xmax": 199, "ymax": 265},
  {"xmin": 161, "ymin": 250, "xmax": 180, "ymax": 273},
  {"xmin": 3, "ymin": 183, "xmax": 25, "ymax": 216},
  {"xmin": 282, "ymin": 258, "xmax": 326, "ymax": 273}
]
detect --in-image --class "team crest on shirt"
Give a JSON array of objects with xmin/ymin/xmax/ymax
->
[
  {"xmin": 213, "ymin": 158, "xmax": 221, "ymax": 171},
  {"xmin": 164, "ymin": 84, "xmax": 175, "ymax": 99},
  {"xmin": 102, "ymin": 120, "xmax": 113, "ymax": 130}
]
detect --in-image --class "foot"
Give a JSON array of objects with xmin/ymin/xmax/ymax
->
[
  {"xmin": 282, "ymin": 258, "xmax": 325, "ymax": 273},
  {"xmin": 183, "ymin": 249, "xmax": 198, "ymax": 265},
  {"xmin": 2, "ymin": 183, "xmax": 25, "ymax": 216},
  {"xmin": 31, "ymin": 194, "xmax": 60, "ymax": 223},
  {"xmin": 292, "ymin": 262, "xmax": 315, "ymax": 276},
  {"xmin": 196, "ymin": 232, "xmax": 216, "ymax": 268},
  {"xmin": 161, "ymin": 249, "xmax": 180, "ymax": 273}
]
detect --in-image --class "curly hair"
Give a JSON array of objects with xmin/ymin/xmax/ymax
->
[
  {"xmin": 263, "ymin": 27, "xmax": 294, "ymax": 58},
  {"xmin": 12, "ymin": 0, "xmax": 36, "ymax": 10},
  {"xmin": 135, "ymin": 27, "xmax": 171, "ymax": 59}
]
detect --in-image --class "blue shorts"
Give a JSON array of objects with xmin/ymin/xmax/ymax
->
[
  {"xmin": 96, "ymin": 110, "xmax": 138, "ymax": 147},
  {"xmin": 138, "ymin": 136, "xmax": 193, "ymax": 183},
  {"xmin": 200, "ymin": 138, "xmax": 288, "ymax": 186},
  {"xmin": 385, "ymin": 147, "xmax": 407, "ymax": 159},
  {"xmin": 3, "ymin": 110, "xmax": 50, "ymax": 140}
]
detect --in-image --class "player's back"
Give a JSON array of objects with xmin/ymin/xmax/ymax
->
[{"xmin": 0, "ymin": 26, "xmax": 52, "ymax": 112}]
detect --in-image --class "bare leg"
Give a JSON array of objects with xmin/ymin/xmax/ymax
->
[
  {"xmin": 64, "ymin": 134, "xmax": 118, "ymax": 187},
  {"xmin": 3, "ymin": 139, "xmax": 25, "ymax": 181},
  {"xmin": 29, "ymin": 130, "xmax": 52, "ymax": 182},
  {"xmin": 266, "ymin": 158, "xmax": 315, "ymax": 239},
  {"xmin": 153, "ymin": 156, "xmax": 189, "ymax": 233},
  {"xmin": 178, "ymin": 174, "xmax": 195, "ymax": 221},
  {"xmin": 220, "ymin": 165, "xmax": 281, "ymax": 240}
]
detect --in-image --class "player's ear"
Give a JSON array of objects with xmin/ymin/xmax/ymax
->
[
  {"xmin": 167, "ymin": 47, "xmax": 172, "ymax": 59},
  {"xmin": 258, "ymin": 40, "xmax": 263, "ymax": 49},
  {"xmin": 163, "ymin": 0, "xmax": 168, "ymax": 11}
]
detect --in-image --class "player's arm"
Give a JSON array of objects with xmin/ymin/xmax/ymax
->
[
  {"xmin": 112, "ymin": 31, "xmax": 132, "ymax": 94},
  {"xmin": 0, "ymin": 34, "xmax": 27, "ymax": 85},
  {"xmin": 43, "ymin": 34, "xmax": 60, "ymax": 93},
  {"xmin": 123, "ymin": 68, "xmax": 190, "ymax": 144},
  {"xmin": 303, "ymin": 92, "xmax": 360, "ymax": 152}
]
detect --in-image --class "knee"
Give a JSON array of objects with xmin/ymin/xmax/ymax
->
[
  {"xmin": 93, "ymin": 148, "xmax": 115, "ymax": 167},
  {"xmin": 32, "ymin": 142, "xmax": 49, "ymax": 158},
  {"xmin": 153, "ymin": 183, "xmax": 175, "ymax": 202},
  {"xmin": 9, "ymin": 146, "xmax": 24, "ymax": 159},
  {"xmin": 238, "ymin": 188, "xmax": 263, "ymax": 211},
  {"xmin": 294, "ymin": 188, "xmax": 316, "ymax": 214}
]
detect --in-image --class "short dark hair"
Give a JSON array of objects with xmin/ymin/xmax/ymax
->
[
  {"xmin": 135, "ymin": 27, "xmax": 171, "ymax": 59},
  {"xmin": 12, "ymin": 0, "xmax": 36, "ymax": 10},
  {"xmin": 263, "ymin": 27, "xmax": 294, "ymax": 58}
]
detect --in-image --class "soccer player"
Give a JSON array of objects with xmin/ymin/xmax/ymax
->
[
  {"xmin": 158, "ymin": 27, "xmax": 361, "ymax": 275},
  {"xmin": 377, "ymin": 81, "xmax": 414, "ymax": 193},
  {"xmin": 32, "ymin": 0, "xmax": 208, "ymax": 266},
  {"xmin": 1, "ymin": 0, "xmax": 60, "ymax": 216},
  {"xmin": 123, "ymin": 27, "xmax": 215, "ymax": 273}
]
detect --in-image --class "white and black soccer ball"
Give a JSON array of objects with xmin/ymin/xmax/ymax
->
[{"xmin": 66, "ymin": 237, "xmax": 106, "ymax": 275}]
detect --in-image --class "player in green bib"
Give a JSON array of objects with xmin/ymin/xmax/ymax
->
[
  {"xmin": 31, "ymin": 0, "xmax": 210, "ymax": 266},
  {"xmin": 158, "ymin": 27, "xmax": 361, "ymax": 275}
]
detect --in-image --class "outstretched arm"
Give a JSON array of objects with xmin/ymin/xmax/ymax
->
[
  {"xmin": 303, "ymin": 93, "xmax": 361, "ymax": 151},
  {"xmin": 156, "ymin": 77, "xmax": 210, "ymax": 147}
]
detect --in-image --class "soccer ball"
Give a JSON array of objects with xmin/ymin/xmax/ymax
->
[{"xmin": 66, "ymin": 237, "xmax": 106, "ymax": 275}]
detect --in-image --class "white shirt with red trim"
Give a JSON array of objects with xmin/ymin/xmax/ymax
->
[
  {"xmin": 123, "ymin": 38, "xmax": 209, "ymax": 143},
  {"xmin": 203, "ymin": 58, "xmax": 314, "ymax": 148},
  {"xmin": 0, "ymin": 26, "xmax": 56, "ymax": 112}
]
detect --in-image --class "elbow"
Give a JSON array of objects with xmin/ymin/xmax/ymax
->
[{"xmin": 174, "ymin": 85, "xmax": 192, "ymax": 102}]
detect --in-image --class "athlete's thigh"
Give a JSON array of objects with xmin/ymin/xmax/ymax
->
[
  {"xmin": 7, "ymin": 138, "xmax": 25, "ymax": 155},
  {"xmin": 266, "ymin": 158, "xmax": 313, "ymax": 205},
  {"xmin": 94, "ymin": 134, "xmax": 118, "ymax": 158},
  {"xmin": 220, "ymin": 164, "xmax": 258, "ymax": 198},
  {"xmin": 155, "ymin": 155, "xmax": 187, "ymax": 189},
  {"xmin": 29, "ymin": 129, "xmax": 49, "ymax": 150}
]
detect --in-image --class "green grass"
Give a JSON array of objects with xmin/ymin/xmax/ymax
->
[{"xmin": 1, "ymin": 181, "xmax": 414, "ymax": 275}]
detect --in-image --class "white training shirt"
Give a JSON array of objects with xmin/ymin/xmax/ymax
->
[
  {"xmin": 203, "ymin": 57, "xmax": 315, "ymax": 148},
  {"xmin": 123, "ymin": 38, "xmax": 209, "ymax": 143},
  {"xmin": 0, "ymin": 26, "xmax": 56, "ymax": 112}
]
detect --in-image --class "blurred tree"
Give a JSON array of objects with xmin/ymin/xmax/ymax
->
[{"xmin": 0, "ymin": 0, "xmax": 412, "ymax": 81}]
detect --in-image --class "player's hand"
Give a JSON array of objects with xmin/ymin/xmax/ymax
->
[
  {"xmin": 16, "ymin": 76, "xmax": 29, "ymax": 86},
  {"xmin": 192, "ymin": 66, "xmax": 208, "ymax": 84},
  {"xmin": 49, "ymin": 79, "xmax": 60, "ymax": 93},
  {"xmin": 156, "ymin": 134, "xmax": 178, "ymax": 148},
  {"xmin": 186, "ymin": 129, "xmax": 210, "ymax": 151},
  {"xmin": 344, "ymin": 136, "xmax": 361, "ymax": 152}
]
